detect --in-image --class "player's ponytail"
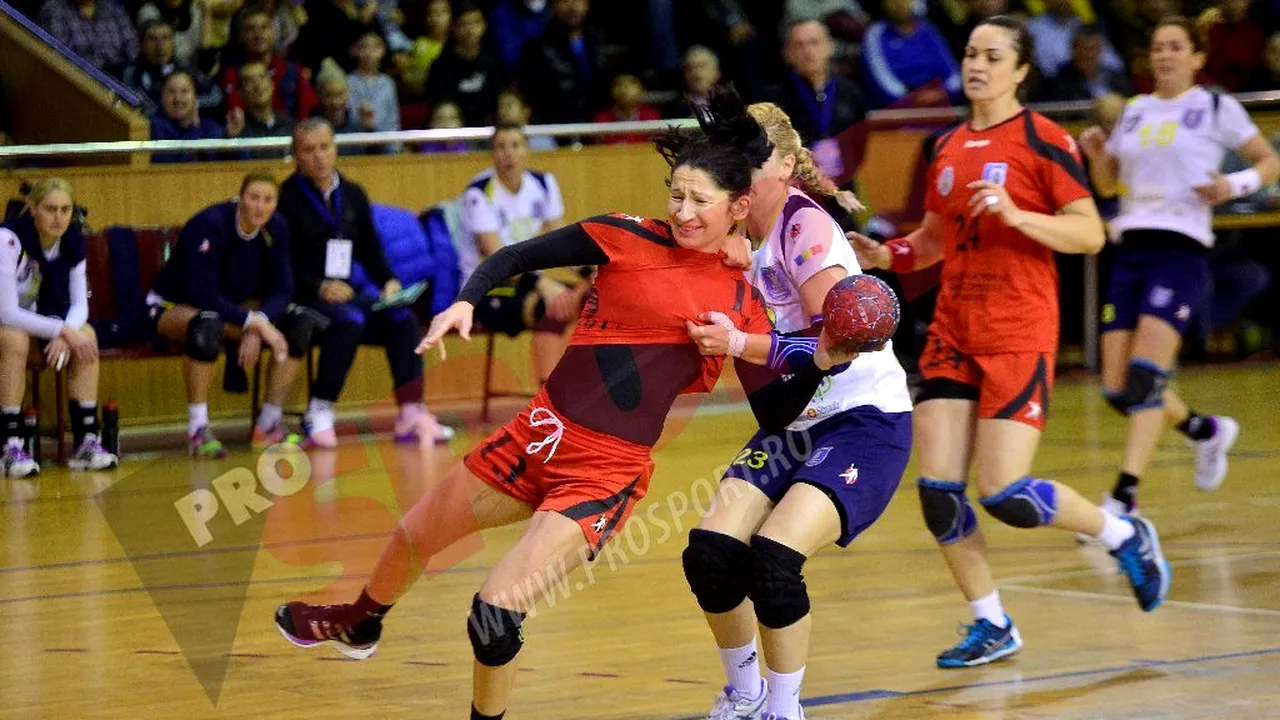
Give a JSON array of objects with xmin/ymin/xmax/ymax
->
[
  {"xmin": 654, "ymin": 84, "xmax": 772, "ymax": 198},
  {"xmin": 747, "ymin": 102, "xmax": 840, "ymax": 199}
]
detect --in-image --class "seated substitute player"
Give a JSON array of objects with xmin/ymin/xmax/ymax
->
[
  {"xmin": 0, "ymin": 178, "xmax": 117, "ymax": 475},
  {"xmin": 681, "ymin": 102, "xmax": 913, "ymax": 720},
  {"xmin": 459, "ymin": 123, "xmax": 589, "ymax": 384},
  {"xmin": 273, "ymin": 88, "xmax": 854, "ymax": 720},
  {"xmin": 850, "ymin": 15, "xmax": 1171, "ymax": 670},
  {"xmin": 148, "ymin": 171, "xmax": 312, "ymax": 457}
]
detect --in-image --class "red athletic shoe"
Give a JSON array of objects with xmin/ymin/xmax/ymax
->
[{"xmin": 274, "ymin": 601, "xmax": 382, "ymax": 659}]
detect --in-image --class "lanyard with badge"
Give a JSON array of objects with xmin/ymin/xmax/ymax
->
[{"xmin": 303, "ymin": 180, "xmax": 353, "ymax": 280}]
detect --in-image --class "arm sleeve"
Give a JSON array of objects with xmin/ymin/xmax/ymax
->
[
  {"xmin": 1219, "ymin": 95, "xmax": 1261, "ymax": 149},
  {"xmin": 65, "ymin": 261, "xmax": 88, "ymax": 328},
  {"xmin": 355, "ymin": 193, "xmax": 396, "ymax": 286},
  {"xmin": 0, "ymin": 232, "xmax": 65, "ymax": 339},
  {"xmin": 259, "ymin": 223, "xmax": 294, "ymax": 322},
  {"xmin": 458, "ymin": 223, "xmax": 610, "ymax": 305},
  {"xmin": 180, "ymin": 224, "xmax": 250, "ymax": 326}
]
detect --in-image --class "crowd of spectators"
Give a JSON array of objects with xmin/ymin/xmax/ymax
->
[{"xmin": 8, "ymin": 0, "xmax": 1280, "ymax": 159}]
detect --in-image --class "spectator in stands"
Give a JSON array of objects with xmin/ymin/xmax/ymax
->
[
  {"xmin": 136, "ymin": 0, "xmax": 204, "ymax": 67},
  {"xmin": 490, "ymin": 0, "xmax": 551, "ymax": 71},
  {"xmin": 775, "ymin": 19, "xmax": 866, "ymax": 145},
  {"xmin": 420, "ymin": 101, "xmax": 472, "ymax": 153},
  {"xmin": 784, "ymin": 0, "xmax": 871, "ymax": 66},
  {"xmin": 122, "ymin": 20, "xmax": 223, "ymax": 114},
  {"xmin": 224, "ymin": 0, "xmax": 309, "ymax": 62},
  {"xmin": 278, "ymin": 119, "xmax": 449, "ymax": 447},
  {"xmin": 1114, "ymin": 0, "xmax": 1177, "ymax": 78},
  {"xmin": 394, "ymin": 0, "xmax": 452, "ymax": 102},
  {"xmin": 1038, "ymin": 24, "xmax": 1131, "ymax": 100},
  {"xmin": 150, "ymin": 70, "xmax": 230, "ymax": 163},
  {"xmin": 933, "ymin": 0, "xmax": 1007, "ymax": 60},
  {"xmin": 425, "ymin": 2, "xmax": 506, "ymax": 126},
  {"xmin": 591, "ymin": 74, "xmax": 661, "ymax": 144},
  {"xmin": 193, "ymin": 0, "xmax": 243, "ymax": 76},
  {"xmin": 1027, "ymin": 0, "xmax": 1125, "ymax": 80},
  {"xmin": 348, "ymin": 31, "xmax": 401, "ymax": 153},
  {"xmin": 290, "ymin": 0, "xmax": 380, "ymax": 75},
  {"xmin": 460, "ymin": 124, "xmax": 583, "ymax": 384},
  {"xmin": 0, "ymin": 179, "xmax": 118, "ymax": 476},
  {"xmin": 494, "ymin": 88, "xmax": 555, "ymax": 150},
  {"xmin": 519, "ymin": 0, "xmax": 608, "ymax": 126},
  {"xmin": 314, "ymin": 61, "xmax": 376, "ymax": 155},
  {"xmin": 226, "ymin": 61, "xmax": 295, "ymax": 156},
  {"xmin": 38, "ymin": 0, "xmax": 138, "ymax": 75},
  {"xmin": 1247, "ymin": 31, "xmax": 1280, "ymax": 90},
  {"xmin": 1205, "ymin": 0, "xmax": 1267, "ymax": 91},
  {"xmin": 663, "ymin": 45, "xmax": 721, "ymax": 118},
  {"xmin": 221, "ymin": 8, "xmax": 318, "ymax": 122},
  {"xmin": 861, "ymin": 0, "xmax": 963, "ymax": 109},
  {"xmin": 147, "ymin": 171, "xmax": 303, "ymax": 457}
]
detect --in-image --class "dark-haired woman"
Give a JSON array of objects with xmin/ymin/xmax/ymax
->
[
  {"xmin": 0, "ymin": 179, "xmax": 117, "ymax": 476},
  {"xmin": 851, "ymin": 15, "xmax": 1170, "ymax": 670},
  {"xmin": 274, "ymin": 90, "xmax": 851, "ymax": 720},
  {"xmin": 149, "ymin": 171, "xmax": 300, "ymax": 457},
  {"xmin": 1078, "ymin": 17, "xmax": 1279, "ymax": 516}
]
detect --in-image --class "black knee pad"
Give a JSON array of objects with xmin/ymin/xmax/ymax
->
[
  {"xmin": 1104, "ymin": 390, "xmax": 1128, "ymax": 416},
  {"xmin": 682, "ymin": 529, "xmax": 753, "ymax": 614},
  {"xmin": 745, "ymin": 535, "xmax": 809, "ymax": 630},
  {"xmin": 467, "ymin": 594, "xmax": 526, "ymax": 667},
  {"xmin": 279, "ymin": 305, "xmax": 331, "ymax": 358},
  {"xmin": 1112, "ymin": 360, "xmax": 1167, "ymax": 414},
  {"xmin": 186, "ymin": 311, "xmax": 223, "ymax": 362},
  {"xmin": 917, "ymin": 478, "xmax": 978, "ymax": 545}
]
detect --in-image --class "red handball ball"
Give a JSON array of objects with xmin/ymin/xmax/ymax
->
[{"xmin": 822, "ymin": 274, "xmax": 901, "ymax": 351}]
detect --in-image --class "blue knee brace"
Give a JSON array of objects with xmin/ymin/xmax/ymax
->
[
  {"xmin": 979, "ymin": 476, "xmax": 1058, "ymax": 528},
  {"xmin": 917, "ymin": 478, "xmax": 978, "ymax": 545}
]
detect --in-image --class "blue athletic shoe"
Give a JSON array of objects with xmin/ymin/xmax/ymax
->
[
  {"xmin": 936, "ymin": 615, "xmax": 1023, "ymax": 668},
  {"xmin": 1110, "ymin": 516, "xmax": 1171, "ymax": 611}
]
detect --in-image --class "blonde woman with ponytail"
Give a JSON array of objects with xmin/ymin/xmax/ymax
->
[
  {"xmin": 0, "ymin": 179, "xmax": 118, "ymax": 477},
  {"xmin": 680, "ymin": 103, "xmax": 912, "ymax": 720}
]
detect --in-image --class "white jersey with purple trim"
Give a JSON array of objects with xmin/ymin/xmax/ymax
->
[
  {"xmin": 1107, "ymin": 87, "xmax": 1260, "ymax": 247},
  {"xmin": 749, "ymin": 188, "xmax": 912, "ymax": 431}
]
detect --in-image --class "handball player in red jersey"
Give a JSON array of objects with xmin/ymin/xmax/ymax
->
[{"xmin": 852, "ymin": 16, "xmax": 1172, "ymax": 670}]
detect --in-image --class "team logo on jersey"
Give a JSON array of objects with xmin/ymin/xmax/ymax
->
[
  {"xmin": 759, "ymin": 265, "xmax": 791, "ymax": 302},
  {"xmin": 938, "ymin": 165, "xmax": 955, "ymax": 196},
  {"xmin": 1122, "ymin": 112, "xmax": 1142, "ymax": 133},
  {"xmin": 981, "ymin": 162, "xmax": 1008, "ymax": 186},
  {"xmin": 789, "ymin": 222, "xmax": 803, "ymax": 240},
  {"xmin": 1183, "ymin": 108, "xmax": 1205, "ymax": 130},
  {"xmin": 1149, "ymin": 285, "xmax": 1174, "ymax": 308},
  {"xmin": 620, "ymin": 214, "xmax": 645, "ymax": 223},
  {"xmin": 805, "ymin": 446, "xmax": 832, "ymax": 467}
]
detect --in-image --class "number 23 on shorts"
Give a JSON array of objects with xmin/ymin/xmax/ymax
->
[{"xmin": 733, "ymin": 448, "xmax": 770, "ymax": 470}]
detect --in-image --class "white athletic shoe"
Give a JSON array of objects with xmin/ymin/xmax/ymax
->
[
  {"xmin": 1191, "ymin": 416, "xmax": 1239, "ymax": 492},
  {"xmin": 1076, "ymin": 493, "xmax": 1138, "ymax": 544},
  {"xmin": 67, "ymin": 434, "xmax": 119, "ymax": 471},
  {"xmin": 707, "ymin": 680, "xmax": 767, "ymax": 720},
  {"xmin": 2, "ymin": 439, "xmax": 39, "ymax": 478}
]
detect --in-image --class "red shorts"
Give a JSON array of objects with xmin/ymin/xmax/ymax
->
[
  {"xmin": 917, "ymin": 332, "xmax": 1055, "ymax": 430},
  {"xmin": 464, "ymin": 389, "xmax": 653, "ymax": 558}
]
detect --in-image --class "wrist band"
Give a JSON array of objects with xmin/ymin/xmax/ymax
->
[
  {"xmin": 1226, "ymin": 168, "xmax": 1262, "ymax": 199},
  {"xmin": 884, "ymin": 237, "xmax": 915, "ymax": 273},
  {"xmin": 725, "ymin": 327, "xmax": 747, "ymax": 358}
]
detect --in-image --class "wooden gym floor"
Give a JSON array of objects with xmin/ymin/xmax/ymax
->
[{"xmin": 2, "ymin": 365, "xmax": 1278, "ymax": 720}]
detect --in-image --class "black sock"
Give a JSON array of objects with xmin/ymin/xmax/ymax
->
[
  {"xmin": 1, "ymin": 409, "xmax": 20, "ymax": 447},
  {"xmin": 471, "ymin": 708, "xmax": 505, "ymax": 720},
  {"xmin": 353, "ymin": 588, "xmax": 394, "ymax": 618},
  {"xmin": 1177, "ymin": 412, "xmax": 1217, "ymax": 441},
  {"xmin": 70, "ymin": 401, "xmax": 98, "ymax": 446},
  {"xmin": 1111, "ymin": 472, "xmax": 1140, "ymax": 509}
]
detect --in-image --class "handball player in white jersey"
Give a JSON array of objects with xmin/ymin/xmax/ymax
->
[
  {"xmin": 681, "ymin": 103, "xmax": 912, "ymax": 720},
  {"xmin": 1079, "ymin": 16, "xmax": 1280, "ymax": 516}
]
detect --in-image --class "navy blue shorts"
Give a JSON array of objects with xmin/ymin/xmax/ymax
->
[
  {"xmin": 1102, "ymin": 233, "xmax": 1210, "ymax": 336},
  {"xmin": 723, "ymin": 407, "xmax": 912, "ymax": 547}
]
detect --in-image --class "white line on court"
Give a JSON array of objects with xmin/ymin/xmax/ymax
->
[{"xmin": 1002, "ymin": 583, "xmax": 1280, "ymax": 617}]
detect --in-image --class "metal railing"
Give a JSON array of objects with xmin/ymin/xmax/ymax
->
[{"xmin": 0, "ymin": 0, "xmax": 147, "ymax": 112}]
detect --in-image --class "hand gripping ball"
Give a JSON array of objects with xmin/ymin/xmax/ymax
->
[{"xmin": 821, "ymin": 274, "xmax": 901, "ymax": 352}]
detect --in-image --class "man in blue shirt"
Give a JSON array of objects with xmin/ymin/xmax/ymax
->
[{"xmin": 861, "ymin": 0, "xmax": 963, "ymax": 109}]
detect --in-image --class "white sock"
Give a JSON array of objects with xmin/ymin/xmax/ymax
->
[
  {"xmin": 718, "ymin": 639, "xmax": 762, "ymax": 700},
  {"xmin": 1097, "ymin": 510, "xmax": 1136, "ymax": 551},
  {"xmin": 306, "ymin": 399, "xmax": 335, "ymax": 433},
  {"xmin": 188, "ymin": 403, "xmax": 208, "ymax": 437},
  {"xmin": 970, "ymin": 591, "xmax": 1007, "ymax": 628},
  {"xmin": 257, "ymin": 402, "xmax": 283, "ymax": 431},
  {"xmin": 765, "ymin": 666, "xmax": 805, "ymax": 718}
]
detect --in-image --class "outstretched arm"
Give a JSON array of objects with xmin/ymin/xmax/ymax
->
[{"xmin": 457, "ymin": 223, "xmax": 610, "ymax": 306}]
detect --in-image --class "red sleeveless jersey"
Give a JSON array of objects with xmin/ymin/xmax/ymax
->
[{"xmin": 925, "ymin": 111, "xmax": 1092, "ymax": 354}]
